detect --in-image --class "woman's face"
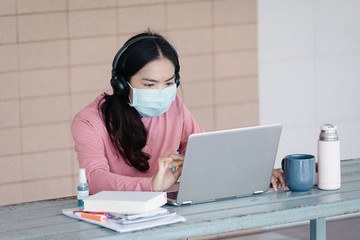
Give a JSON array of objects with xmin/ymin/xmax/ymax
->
[{"xmin": 128, "ymin": 57, "xmax": 176, "ymax": 102}]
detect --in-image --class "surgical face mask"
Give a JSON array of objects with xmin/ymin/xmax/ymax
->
[{"xmin": 128, "ymin": 83, "xmax": 176, "ymax": 118}]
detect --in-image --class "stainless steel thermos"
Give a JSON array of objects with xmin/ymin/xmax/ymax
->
[{"xmin": 317, "ymin": 124, "xmax": 341, "ymax": 190}]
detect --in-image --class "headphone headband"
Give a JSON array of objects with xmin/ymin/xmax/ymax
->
[
  {"xmin": 112, "ymin": 36, "xmax": 159, "ymax": 72},
  {"xmin": 111, "ymin": 34, "xmax": 180, "ymax": 95}
]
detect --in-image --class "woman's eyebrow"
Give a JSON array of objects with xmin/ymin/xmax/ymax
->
[
  {"xmin": 141, "ymin": 75, "xmax": 175, "ymax": 83},
  {"xmin": 165, "ymin": 75, "xmax": 175, "ymax": 82}
]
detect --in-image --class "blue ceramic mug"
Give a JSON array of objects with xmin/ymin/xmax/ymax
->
[{"xmin": 282, "ymin": 154, "xmax": 316, "ymax": 192}]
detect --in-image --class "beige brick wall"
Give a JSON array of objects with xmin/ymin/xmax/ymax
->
[{"xmin": 0, "ymin": 0, "xmax": 258, "ymax": 205}]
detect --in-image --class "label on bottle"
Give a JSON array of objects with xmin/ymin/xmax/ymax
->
[
  {"xmin": 77, "ymin": 190, "xmax": 89, "ymax": 199},
  {"xmin": 77, "ymin": 186, "xmax": 89, "ymax": 200}
]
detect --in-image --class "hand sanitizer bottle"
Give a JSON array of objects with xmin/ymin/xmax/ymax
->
[
  {"xmin": 77, "ymin": 168, "xmax": 89, "ymax": 208},
  {"xmin": 317, "ymin": 124, "xmax": 341, "ymax": 190}
]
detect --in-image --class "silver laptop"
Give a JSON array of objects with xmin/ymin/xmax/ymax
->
[{"xmin": 167, "ymin": 124, "xmax": 282, "ymax": 205}]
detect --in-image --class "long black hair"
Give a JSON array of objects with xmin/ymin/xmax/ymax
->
[{"xmin": 99, "ymin": 31, "xmax": 180, "ymax": 172}]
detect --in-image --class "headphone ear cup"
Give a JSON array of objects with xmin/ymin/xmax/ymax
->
[
  {"xmin": 111, "ymin": 74, "xmax": 128, "ymax": 95},
  {"xmin": 110, "ymin": 76, "xmax": 117, "ymax": 89},
  {"xmin": 118, "ymin": 75, "xmax": 129, "ymax": 93},
  {"xmin": 175, "ymin": 71, "xmax": 180, "ymax": 87}
]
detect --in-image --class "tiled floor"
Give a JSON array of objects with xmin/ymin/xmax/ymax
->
[
  {"xmin": 193, "ymin": 215, "xmax": 360, "ymax": 240},
  {"xmin": 266, "ymin": 215, "xmax": 360, "ymax": 240}
]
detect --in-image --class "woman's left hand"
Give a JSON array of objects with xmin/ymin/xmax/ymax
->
[{"xmin": 271, "ymin": 169, "xmax": 286, "ymax": 191}]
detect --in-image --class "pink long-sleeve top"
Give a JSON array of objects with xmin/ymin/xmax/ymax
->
[{"xmin": 71, "ymin": 93, "xmax": 204, "ymax": 194}]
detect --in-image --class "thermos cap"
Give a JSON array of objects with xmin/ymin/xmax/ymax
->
[
  {"xmin": 320, "ymin": 124, "xmax": 338, "ymax": 141},
  {"xmin": 321, "ymin": 124, "xmax": 337, "ymax": 132}
]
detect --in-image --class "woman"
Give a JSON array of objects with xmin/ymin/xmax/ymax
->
[{"xmin": 71, "ymin": 31, "xmax": 285, "ymax": 195}]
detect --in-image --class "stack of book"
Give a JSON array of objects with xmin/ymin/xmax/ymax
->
[{"xmin": 62, "ymin": 191, "xmax": 185, "ymax": 233}]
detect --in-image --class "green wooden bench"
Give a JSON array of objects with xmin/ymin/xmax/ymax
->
[{"xmin": 1, "ymin": 158, "xmax": 359, "ymax": 240}]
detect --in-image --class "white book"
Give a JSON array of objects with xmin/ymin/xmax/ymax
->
[{"xmin": 83, "ymin": 191, "xmax": 167, "ymax": 214}]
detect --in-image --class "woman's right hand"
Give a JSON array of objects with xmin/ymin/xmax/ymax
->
[{"xmin": 151, "ymin": 154, "xmax": 184, "ymax": 192}]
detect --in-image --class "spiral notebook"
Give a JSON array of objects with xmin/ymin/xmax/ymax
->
[{"xmin": 62, "ymin": 208, "xmax": 185, "ymax": 233}]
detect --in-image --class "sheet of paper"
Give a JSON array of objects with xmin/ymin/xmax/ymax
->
[{"xmin": 62, "ymin": 208, "xmax": 185, "ymax": 233}]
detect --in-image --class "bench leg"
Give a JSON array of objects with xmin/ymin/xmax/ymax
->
[{"xmin": 310, "ymin": 218, "xmax": 326, "ymax": 240}]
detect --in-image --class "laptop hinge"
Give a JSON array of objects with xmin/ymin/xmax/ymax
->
[
  {"xmin": 181, "ymin": 200, "xmax": 193, "ymax": 205},
  {"xmin": 253, "ymin": 190, "xmax": 264, "ymax": 195}
]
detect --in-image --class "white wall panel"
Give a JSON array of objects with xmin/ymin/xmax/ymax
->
[{"xmin": 258, "ymin": 0, "xmax": 360, "ymax": 166}]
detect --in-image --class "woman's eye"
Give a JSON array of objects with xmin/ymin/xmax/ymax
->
[
  {"xmin": 166, "ymin": 82, "xmax": 175, "ymax": 86},
  {"xmin": 144, "ymin": 84, "xmax": 154, "ymax": 87}
]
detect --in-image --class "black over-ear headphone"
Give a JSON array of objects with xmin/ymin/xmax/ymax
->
[{"xmin": 111, "ymin": 35, "xmax": 180, "ymax": 95}]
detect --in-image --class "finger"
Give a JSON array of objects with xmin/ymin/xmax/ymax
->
[
  {"xmin": 280, "ymin": 178, "xmax": 286, "ymax": 190},
  {"xmin": 158, "ymin": 157, "xmax": 174, "ymax": 171},
  {"xmin": 173, "ymin": 165, "xmax": 183, "ymax": 179},
  {"xmin": 272, "ymin": 170, "xmax": 286, "ymax": 190},
  {"xmin": 275, "ymin": 172, "xmax": 287, "ymax": 190},
  {"xmin": 158, "ymin": 156, "xmax": 173, "ymax": 164},
  {"xmin": 272, "ymin": 181, "xmax": 277, "ymax": 191},
  {"xmin": 168, "ymin": 154, "xmax": 184, "ymax": 161},
  {"xmin": 170, "ymin": 159, "xmax": 183, "ymax": 174},
  {"xmin": 171, "ymin": 159, "xmax": 184, "ymax": 167},
  {"xmin": 271, "ymin": 176, "xmax": 278, "ymax": 191}
]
